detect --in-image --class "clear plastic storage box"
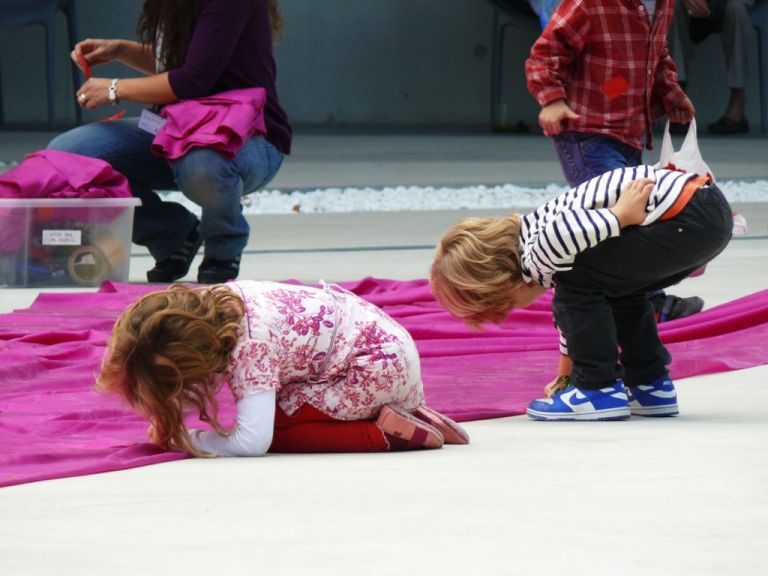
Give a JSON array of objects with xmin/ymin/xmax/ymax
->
[{"xmin": 0, "ymin": 198, "xmax": 141, "ymax": 287}]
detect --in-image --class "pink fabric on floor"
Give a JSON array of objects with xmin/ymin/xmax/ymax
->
[{"xmin": 1, "ymin": 278, "xmax": 767, "ymax": 488}]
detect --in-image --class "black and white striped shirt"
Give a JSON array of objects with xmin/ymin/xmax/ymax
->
[{"xmin": 521, "ymin": 166, "xmax": 697, "ymax": 289}]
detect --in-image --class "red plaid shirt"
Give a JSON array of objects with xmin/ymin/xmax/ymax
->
[{"xmin": 525, "ymin": 0, "xmax": 687, "ymax": 150}]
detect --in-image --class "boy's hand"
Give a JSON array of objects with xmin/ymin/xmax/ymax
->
[
  {"xmin": 668, "ymin": 96, "xmax": 696, "ymax": 124},
  {"xmin": 539, "ymin": 99, "xmax": 580, "ymax": 136},
  {"xmin": 544, "ymin": 375, "xmax": 571, "ymax": 398},
  {"xmin": 544, "ymin": 354, "xmax": 573, "ymax": 397},
  {"xmin": 612, "ymin": 178, "xmax": 655, "ymax": 227},
  {"xmin": 683, "ymin": 0, "xmax": 710, "ymax": 18}
]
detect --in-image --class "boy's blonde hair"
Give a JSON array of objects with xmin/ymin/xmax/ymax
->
[
  {"xmin": 97, "ymin": 284, "xmax": 245, "ymax": 456},
  {"xmin": 430, "ymin": 214, "xmax": 525, "ymax": 328}
]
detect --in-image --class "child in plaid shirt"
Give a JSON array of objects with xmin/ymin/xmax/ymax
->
[
  {"xmin": 526, "ymin": 0, "xmax": 695, "ymax": 183},
  {"xmin": 526, "ymin": 0, "xmax": 703, "ymax": 322}
]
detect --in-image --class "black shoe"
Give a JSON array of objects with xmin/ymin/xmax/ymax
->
[
  {"xmin": 197, "ymin": 256, "xmax": 241, "ymax": 284},
  {"xmin": 146, "ymin": 224, "xmax": 203, "ymax": 283},
  {"xmin": 651, "ymin": 293, "xmax": 704, "ymax": 322},
  {"xmin": 708, "ymin": 116, "xmax": 749, "ymax": 135}
]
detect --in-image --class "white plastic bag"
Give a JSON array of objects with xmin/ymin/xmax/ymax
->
[{"xmin": 655, "ymin": 119, "xmax": 715, "ymax": 182}]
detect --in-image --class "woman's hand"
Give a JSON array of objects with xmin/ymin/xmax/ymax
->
[
  {"xmin": 538, "ymin": 99, "xmax": 580, "ymax": 136},
  {"xmin": 71, "ymin": 38, "xmax": 121, "ymax": 70},
  {"xmin": 76, "ymin": 77, "xmax": 114, "ymax": 109},
  {"xmin": 612, "ymin": 178, "xmax": 656, "ymax": 228},
  {"xmin": 77, "ymin": 73, "xmax": 177, "ymax": 108}
]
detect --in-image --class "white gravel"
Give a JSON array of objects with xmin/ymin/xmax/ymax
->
[
  {"xmin": 158, "ymin": 180, "xmax": 768, "ymax": 215},
  {"xmin": 2, "ymin": 156, "xmax": 765, "ymax": 214}
]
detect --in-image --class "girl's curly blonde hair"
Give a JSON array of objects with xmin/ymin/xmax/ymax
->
[
  {"xmin": 97, "ymin": 284, "xmax": 245, "ymax": 456},
  {"xmin": 430, "ymin": 214, "xmax": 525, "ymax": 328}
]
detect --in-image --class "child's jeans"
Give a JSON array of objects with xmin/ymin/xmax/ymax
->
[
  {"xmin": 553, "ymin": 131, "xmax": 643, "ymax": 187},
  {"xmin": 551, "ymin": 184, "xmax": 733, "ymax": 390}
]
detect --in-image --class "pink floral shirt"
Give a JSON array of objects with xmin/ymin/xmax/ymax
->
[{"xmin": 220, "ymin": 281, "xmax": 425, "ymax": 420}]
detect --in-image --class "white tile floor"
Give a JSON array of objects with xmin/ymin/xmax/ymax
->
[{"xmin": 0, "ymin": 131, "xmax": 767, "ymax": 575}]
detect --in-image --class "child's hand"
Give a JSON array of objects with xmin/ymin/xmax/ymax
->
[
  {"xmin": 668, "ymin": 96, "xmax": 696, "ymax": 124},
  {"xmin": 544, "ymin": 355, "xmax": 573, "ymax": 397},
  {"xmin": 612, "ymin": 178, "xmax": 655, "ymax": 227},
  {"xmin": 147, "ymin": 422, "xmax": 159, "ymax": 443},
  {"xmin": 683, "ymin": 0, "xmax": 711, "ymax": 18},
  {"xmin": 539, "ymin": 99, "xmax": 580, "ymax": 136},
  {"xmin": 544, "ymin": 375, "xmax": 571, "ymax": 398}
]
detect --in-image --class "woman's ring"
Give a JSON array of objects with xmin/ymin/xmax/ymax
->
[{"xmin": 78, "ymin": 93, "xmax": 87, "ymax": 104}]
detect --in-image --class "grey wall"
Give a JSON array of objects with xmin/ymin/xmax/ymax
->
[
  {"xmin": 0, "ymin": 0, "xmax": 145, "ymax": 126},
  {"xmin": 0, "ymin": 0, "xmax": 761, "ymax": 130},
  {"xmin": 275, "ymin": 0, "xmax": 539, "ymax": 127}
]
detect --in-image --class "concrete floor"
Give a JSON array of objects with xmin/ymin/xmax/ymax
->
[{"xmin": 0, "ymin": 129, "xmax": 767, "ymax": 576}]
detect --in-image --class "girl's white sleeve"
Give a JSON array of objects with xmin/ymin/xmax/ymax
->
[{"xmin": 190, "ymin": 389, "xmax": 276, "ymax": 457}]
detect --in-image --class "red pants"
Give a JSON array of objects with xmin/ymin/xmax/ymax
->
[{"xmin": 269, "ymin": 404, "xmax": 389, "ymax": 453}]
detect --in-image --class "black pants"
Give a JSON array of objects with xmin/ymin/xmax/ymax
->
[{"xmin": 552, "ymin": 185, "xmax": 733, "ymax": 389}]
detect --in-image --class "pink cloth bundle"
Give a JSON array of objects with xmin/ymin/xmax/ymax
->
[
  {"xmin": 150, "ymin": 88, "xmax": 268, "ymax": 160},
  {"xmin": 1, "ymin": 278, "xmax": 767, "ymax": 487},
  {"xmin": 0, "ymin": 150, "xmax": 131, "ymax": 200}
]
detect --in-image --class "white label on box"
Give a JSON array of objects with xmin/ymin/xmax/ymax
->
[{"xmin": 42, "ymin": 230, "xmax": 82, "ymax": 246}]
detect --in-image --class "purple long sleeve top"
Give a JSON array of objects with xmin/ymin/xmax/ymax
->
[{"xmin": 167, "ymin": 0, "xmax": 292, "ymax": 155}]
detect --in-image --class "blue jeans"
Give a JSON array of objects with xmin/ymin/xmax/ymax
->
[
  {"xmin": 553, "ymin": 132, "xmax": 643, "ymax": 188},
  {"xmin": 47, "ymin": 117, "xmax": 284, "ymax": 261}
]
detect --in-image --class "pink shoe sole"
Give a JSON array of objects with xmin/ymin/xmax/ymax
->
[
  {"xmin": 376, "ymin": 404, "xmax": 444, "ymax": 450},
  {"xmin": 412, "ymin": 405, "xmax": 470, "ymax": 445}
]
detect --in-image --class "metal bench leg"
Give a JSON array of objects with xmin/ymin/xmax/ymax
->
[
  {"xmin": 44, "ymin": 18, "xmax": 57, "ymax": 130},
  {"xmin": 488, "ymin": 3, "xmax": 540, "ymax": 130},
  {"xmin": 0, "ymin": 61, "xmax": 4, "ymax": 126},
  {"xmin": 490, "ymin": 8, "xmax": 506, "ymax": 127},
  {"xmin": 753, "ymin": 2, "xmax": 768, "ymax": 134},
  {"xmin": 65, "ymin": 1, "xmax": 82, "ymax": 126}
]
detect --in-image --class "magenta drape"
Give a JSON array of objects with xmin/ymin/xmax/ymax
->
[{"xmin": 1, "ymin": 279, "xmax": 767, "ymax": 488}]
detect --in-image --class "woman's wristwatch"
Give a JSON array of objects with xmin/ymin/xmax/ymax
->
[{"xmin": 108, "ymin": 78, "xmax": 119, "ymax": 105}]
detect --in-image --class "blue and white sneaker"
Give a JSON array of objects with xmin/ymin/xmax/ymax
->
[
  {"xmin": 626, "ymin": 376, "xmax": 679, "ymax": 417},
  {"xmin": 526, "ymin": 381, "xmax": 631, "ymax": 421}
]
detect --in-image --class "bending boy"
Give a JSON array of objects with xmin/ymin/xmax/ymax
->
[{"xmin": 430, "ymin": 166, "xmax": 732, "ymax": 421}]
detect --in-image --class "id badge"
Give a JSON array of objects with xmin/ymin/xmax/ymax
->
[{"xmin": 138, "ymin": 108, "xmax": 167, "ymax": 135}]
